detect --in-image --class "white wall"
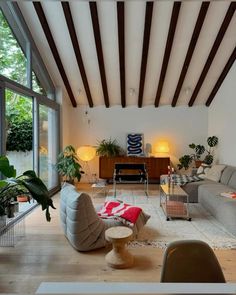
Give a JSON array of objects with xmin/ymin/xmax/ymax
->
[
  {"xmin": 208, "ymin": 62, "xmax": 236, "ymax": 166},
  {"xmin": 62, "ymin": 105, "xmax": 208, "ymax": 181}
]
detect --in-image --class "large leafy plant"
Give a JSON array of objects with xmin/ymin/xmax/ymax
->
[
  {"xmin": 178, "ymin": 136, "xmax": 218, "ymax": 170},
  {"xmin": 96, "ymin": 138, "xmax": 123, "ymax": 157},
  {"xmin": 0, "ymin": 156, "xmax": 55, "ymax": 221},
  {"xmin": 56, "ymin": 145, "xmax": 84, "ymax": 184}
]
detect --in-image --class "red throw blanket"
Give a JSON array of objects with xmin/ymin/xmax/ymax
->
[{"xmin": 97, "ymin": 201, "xmax": 142, "ymax": 226}]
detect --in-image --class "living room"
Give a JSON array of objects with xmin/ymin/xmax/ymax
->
[{"xmin": 0, "ymin": 1, "xmax": 236, "ymax": 294}]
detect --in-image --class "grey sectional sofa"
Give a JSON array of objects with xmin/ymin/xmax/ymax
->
[{"xmin": 182, "ymin": 166, "xmax": 236, "ymax": 236}]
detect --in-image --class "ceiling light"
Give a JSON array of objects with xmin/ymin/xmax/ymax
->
[
  {"xmin": 184, "ymin": 87, "xmax": 191, "ymax": 95},
  {"xmin": 78, "ymin": 88, "xmax": 82, "ymax": 96},
  {"xmin": 129, "ymin": 88, "xmax": 136, "ymax": 96}
]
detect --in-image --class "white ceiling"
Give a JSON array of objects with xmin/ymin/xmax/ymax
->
[{"xmin": 18, "ymin": 1, "xmax": 236, "ymax": 107}]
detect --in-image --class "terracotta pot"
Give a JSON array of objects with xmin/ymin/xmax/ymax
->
[
  {"xmin": 195, "ymin": 160, "xmax": 202, "ymax": 168},
  {"xmin": 17, "ymin": 195, "xmax": 28, "ymax": 202}
]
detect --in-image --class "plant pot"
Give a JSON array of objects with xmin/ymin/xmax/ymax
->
[
  {"xmin": 6, "ymin": 204, "xmax": 15, "ymax": 218},
  {"xmin": 195, "ymin": 160, "xmax": 202, "ymax": 168},
  {"xmin": 11, "ymin": 201, "xmax": 19, "ymax": 213},
  {"xmin": 17, "ymin": 195, "xmax": 28, "ymax": 202}
]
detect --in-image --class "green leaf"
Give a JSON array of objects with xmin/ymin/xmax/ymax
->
[
  {"xmin": 0, "ymin": 156, "xmax": 16, "ymax": 177},
  {"xmin": 0, "ymin": 180, "xmax": 8, "ymax": 188},
  {"xmin": 207, "ymin": 136, "xmax": 218, "ymax": 147}
]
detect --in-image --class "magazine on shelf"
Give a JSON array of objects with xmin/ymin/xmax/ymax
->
[{"xmin": 220, "ymin": 191, "xmax": 236, "ymax": 199}]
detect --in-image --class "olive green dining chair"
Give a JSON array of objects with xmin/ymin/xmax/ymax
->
[{"xmin": 160, "ymin": 240, "xmax": 226, "ymax": 283}]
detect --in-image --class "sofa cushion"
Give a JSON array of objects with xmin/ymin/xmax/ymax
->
[
  {"xmin": 228, "ymin": 171, "xmax": 236, "ymax": 190},
  {"xmin": 205, "ymin": 165, "xmax": 226, "ymax": 182},
  {"xmin": 220, "ymin": 166, "xmax": 236, "ymax": 185},
  {"xmin": 198, "ymin": 183, "xmax": 236, "ymax": 236},
  {"xmin": 182, "ymin": 179, "xmax": 215, "ymax": 203}
]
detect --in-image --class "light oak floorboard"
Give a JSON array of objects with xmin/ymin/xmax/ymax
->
[{"xmin": 0, "ymin": 184, "xmax": 235, "ymax": 294}]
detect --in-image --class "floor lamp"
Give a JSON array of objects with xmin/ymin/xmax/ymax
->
[{"xmin": 77, "ymin": 145, "xmax": 96, "ymax": 183}]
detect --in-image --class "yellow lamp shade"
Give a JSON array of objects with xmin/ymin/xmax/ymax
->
[
  {"xmin": 155, "ymin": 141, "xmax": 170, "ymax": 153},
  {"xmin": 77, "ymin": 145, "xmax": 96, "ymax": 162}
]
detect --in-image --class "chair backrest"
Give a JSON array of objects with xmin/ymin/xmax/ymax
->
[
  {"xmin": 160, "ymin": 240, "xmax": 226, "ymax": 283},
  {"xmin": 114, "ymin": 163, "xmax": 146, "ymax": 174},
  {"xmin": 60, "ymin": 183, "xmax": 107, "ymax": 251}
]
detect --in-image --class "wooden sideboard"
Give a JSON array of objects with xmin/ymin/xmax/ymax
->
[{"xmin": 99, "ymin": 156, "xmax": 170, "ymax": 183}]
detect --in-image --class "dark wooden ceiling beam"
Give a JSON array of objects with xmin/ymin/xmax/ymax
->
[
  {"xmin": 138, "ymin": 2, "xmax": 154, "ymax": 108},
  {"xmin": 154, "ymin": 2, "xmax": 181, "ymax": 107},
  {"xmin": 62, "ymin": 2, "xmax": 93, "ymax": 108},
  {"xmin": 117, "ymin": 2, "xmax": 126, "ymax": 108},
  {"xmin": 188, "ymin": 2, "xmax": 236, "ymax": 107},
  {"xmin": 89, "ymin": 2, "xmax": 110, "ymax": 108},
  {"xmin": 33, "ymin": 2, "xmax": 77, "ymax": 107},
  {"xmin": 205, "ymin": 46, "xmax": 236, "ymax": 107},
  {"xmin": 171, "ymin": 2, "xmax": 210, "ymax": 107}
]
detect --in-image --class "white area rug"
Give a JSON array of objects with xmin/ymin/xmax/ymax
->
[{"xmin": 105, "ymin": 189, "xmax": 236, "ymax": 249}]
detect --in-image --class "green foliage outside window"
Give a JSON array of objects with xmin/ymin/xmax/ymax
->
[
  {"xmin": 0, "ymin": 9, "xmax": 45, "ymax": 94},
  {"xmin": 0, "ymin": 9, "xmax": 27, "ymax": 85},
  {"xmin": 6, "ymin": 120, "xmax": 33, "ymax": 152}
]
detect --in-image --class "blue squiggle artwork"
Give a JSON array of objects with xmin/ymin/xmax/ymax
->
[{"xmin": 127, "ymin": 133, "xmax": 143, "ymax": 156}]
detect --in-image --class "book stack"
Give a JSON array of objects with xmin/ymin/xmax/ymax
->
[{"xmin": 220, "ymin": 192, "xmax": 236, "ymax": 199}]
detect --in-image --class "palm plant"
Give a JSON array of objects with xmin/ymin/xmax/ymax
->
[{"xmin": 0, "ymin": 156, "xmax": 55, "ymax": 221}]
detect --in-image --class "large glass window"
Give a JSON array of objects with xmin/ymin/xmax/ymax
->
[
  {"xmin": 0, "ymin": 9, "xmax": 27, "ymax": 85},
  {"xmin": 5, "ymin": 89, "xmax": 33, "ymax": 175},
  {"xmin": 0, "ymin": 3, "xmax": 60, "ymax": 196},
  {"xmin": 32, "ymin": 71, "xmax": 46, "ymax": 95}
]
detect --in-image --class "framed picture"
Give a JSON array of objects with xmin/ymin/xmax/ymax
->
[{"xmin": 127, "ymin": 133, "xmax": 144, "ymax": 156}]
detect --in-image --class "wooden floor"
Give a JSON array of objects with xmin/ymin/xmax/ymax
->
[{"xmin": 0, "ymin": 184, "xmax": 235, "ymax": 294}]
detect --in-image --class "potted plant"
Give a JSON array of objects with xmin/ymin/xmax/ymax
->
[
  {"xmin": 96, "ymin": 138, "xmax": 123, "ymax": 157},
  {"xmin": 0, "ymin": 156, "xmax": 55, "ymax": 222},
  {"xmin": 56, "ymin": 145, "xmax": 84, "ymax": 184},
  {"xmin": 178, "ymin": 136, "xmax": 218, "ymax": 170}
]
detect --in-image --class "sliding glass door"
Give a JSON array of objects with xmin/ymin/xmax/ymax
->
[
  {"xmin": 39, "ymin": 104, "xmax": 59, "ymax": 190},
  {"xmin": 5, "ymin": 89, "xmax": 33, "ymax": 175}
]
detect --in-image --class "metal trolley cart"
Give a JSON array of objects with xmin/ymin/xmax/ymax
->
[{"xmin": 160, "ymin": 184, "xmax": 191, "ymax": 221}]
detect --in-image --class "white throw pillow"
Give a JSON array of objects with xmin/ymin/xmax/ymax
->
[
  {"xmin": 205, "ymin": 165, "xmax": 226, "ymax": 182},
  {"xmin": 197, "ymin": 164, "xmax": 211, "ymax": 179},
  {"xmin": 197, "ymin": 164, "xmax": 211, "ymax": 174}
]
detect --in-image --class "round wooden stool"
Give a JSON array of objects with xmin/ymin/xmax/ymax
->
[{"xmin": 105, "ymin": 226, "xmax": 134, "ymax": 269}]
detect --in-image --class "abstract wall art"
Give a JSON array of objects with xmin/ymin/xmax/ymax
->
[{"xmin": 127, "ymin": 133, "xmax": 144, "ymax": 156}]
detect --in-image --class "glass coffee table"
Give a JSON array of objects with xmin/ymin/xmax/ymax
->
[{"xmin": 160, "ymin": 184, "xmax": 191, "ymax": 221}]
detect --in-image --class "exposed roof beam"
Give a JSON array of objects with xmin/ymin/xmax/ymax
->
[
  {"xmin": 117, "ymin": 2, "xmax": 126, "ymax": 108},
  {"xmin": 205, "ymin": 46, "xmax": 236, "ymax": 107},
  {"xmin": 171, "ymin": 2, "xmax": 210, "ymax": 107},
  {"xmin": 154, "ymin": 2, "xmax": 181, "ymax": 107},
  {"xmin": 33, "ymin": 2, "xmax": 77, "ymax": 107},
  {"xmin": 188, "ymin": 2, "xmax": 236, "ymax": 107},
  {"xmin": 138, "ymin": 2, "xmax": 154, "ymax": 108},
  {"xmin": 89, "ymin": 2, "xmax": 110, "ymax": 108},
  {"xmin": 62, "ymin": 2, "xmax": 93, "ymax": 108}
]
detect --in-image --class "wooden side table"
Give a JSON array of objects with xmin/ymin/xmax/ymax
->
[{"xmin": 105, "ymin": 226, "xmax": 134, "ymax": 269}]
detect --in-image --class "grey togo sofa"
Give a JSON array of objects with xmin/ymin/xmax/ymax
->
[
  {"xmin": 182, "ymin": 165, "xmax": 236, "ymax": 236},
  {"xmin": 60, "ymin": 183, "xmax": 150, "ymax": 251}
]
